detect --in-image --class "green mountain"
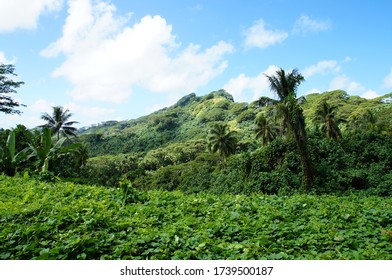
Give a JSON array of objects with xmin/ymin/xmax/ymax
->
[
  {"xmin": 79, "ymin": 89, "xmax": 392, "ymax": 157},
  {"xmin": 72, "ymin": 89, "xmax": 392, "ymax": 195}
]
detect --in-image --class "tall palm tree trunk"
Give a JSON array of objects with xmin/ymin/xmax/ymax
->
[
  {"xmin": 293, "ymin": 130, "xmax": 313, "ymax": 191},
  {"xmin": 265, "ymin": 68, "xmax": 314, "ymax": 192}
]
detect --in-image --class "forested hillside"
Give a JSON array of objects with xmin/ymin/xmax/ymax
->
[
  {"xmin": 65, "ymin": 88, "xmax": 392, "ymax": 195},
  {"xmin": 79, "ymin": 89, "xmax": 392, "ymax": 157}
]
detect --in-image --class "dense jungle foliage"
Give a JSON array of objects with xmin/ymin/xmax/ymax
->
[
  {"xmin": 2, "ymin": 64, "xmax": 391, "ymax": 260},
  {"xmin": 1, "ymin": 175, "xmax": 391, "ymax": 260},
  {"xmin": 1, "ymin": 89, "xmax": 392, "ymax": 260},
  {"xmin": 1, "ymin": 89, "xmax": 392, "ymax": 195}
]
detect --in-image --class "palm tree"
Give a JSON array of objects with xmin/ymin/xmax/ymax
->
[
  {"xmin": 349, "ymin": 109, "xmax": 381, "ymax": 133},
  {"xmin": 313, "ymin": 101, "xmax": 344, "ymax": 140},
  {"xmin": 362, "ymin": 109, "xmax": 379, "ymax": 131},
  {"xmin": 254, "ymin": 114, "xmax": 279, "ymax": 145},
  {"xmin": 207, "ymin": 123, "xmax": 237, "ymax": 165},
  {"xmin": 74, "ymin": 142, "xmax": 89, "ymax": 170},
  {"xmin": 40, "ymin": 106, "xmax": 79, "ymax": 140},
  {"xmin": 265, "ymin": 68, "xmax": 313, "ymax": 191}
]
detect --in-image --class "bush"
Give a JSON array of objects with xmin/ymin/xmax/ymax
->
[
  {"xmin": 209, "ymin": 153, "xmax": 252, "ymax": 194},
  {"xmin": 236, "ymin": 110, "xmax": 255, "ymax": 123},
  {"xmin": 197, "ymin": 108, "xmax": 227, "ymax": 123},
  {"xmin": 3, "ymin": 176, "xmax": 391, "ymax": 260}
]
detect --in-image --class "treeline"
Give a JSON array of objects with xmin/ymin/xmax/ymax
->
[
  {"xmin": 76, "ymin": 110, "xmax": 391, "ymax": 197},
  {"xmin": 0, "ymin": 124, "xmax": 87, "ymax": 180},
  {"xmin": 74, "ymin": 70, "xmax": 391, "ymax": 195},
  {"xmin": 1, "ymin": 66, "xmax": 391, "ymax": 196}
]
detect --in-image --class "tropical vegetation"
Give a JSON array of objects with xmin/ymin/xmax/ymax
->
[
  {"xmin": 208, "ymin": 123, "xmax": 238, "ymax": 165},
  {"xmin": 1, "ymin": 175, "xmax": 391, "ymax": 260},
  {"xmin": 0, "ymin": 63, "xmax": 25, "ymax": 115},
  {"xmin": 0, "ymin": 65, "xmax": 391, "ymax": 260},
  {"xmin": 40, "ymin": 106, "xmax": 79, "ymax": 140}
]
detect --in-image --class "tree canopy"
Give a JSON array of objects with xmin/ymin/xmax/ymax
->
[
  {"xmin": 208, "ymin": 123, "xmax": 237, "ymax": 164},
  {"xmin": 0, "ymin": 64, "xmax": 25, "ymax": 115},
  {"xmin": 40, "ymin": 106, "xmax": 79, "ymax": 140}
]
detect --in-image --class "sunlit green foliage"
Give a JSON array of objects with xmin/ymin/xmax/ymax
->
[
  {"xmin": 1, "ymin": 88, "xmax": 391, "ymax": 194},
  {"xmin": 1, "ymin": 176, "xmax": 391, "ymax": 260},
  {"xmin": 1, "ymin": 86, "xmax": 391, "ymax": 261},
  {"xmin": 254, "ymin": 114, "xmax": 279, "ymax": 145},
  {"xmin": 0, "ymin": 130, "xmax": 29, "ymax": 176},
  {"xmin": 265, "ymin": 68, "xmax": 313, "ymax": 191},
  {"xmin": 312, "ymin": 101, "xmax": 345, "ymax": 140},
  {"xmin": 208, "ymin": 123, "xmax": 238, "ymax": 164},
  {"xmin": 67, "ymin": 88, "xmax": 391, "ymax": 195}
]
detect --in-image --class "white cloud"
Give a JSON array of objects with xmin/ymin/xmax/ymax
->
[
  {"xmin": 328, "ymin": 75, "xmax": 380, "ymax": 99},
  {"xmin": 41, "ymin": 0, "xmax": 233, "ymax": 103},
  {"xmin": 293, "ymin": 15, "xmax": 331, "ymax": 35},
  {"xmin": 31, "ymin": 99, "xmax": 116, "ymax": 127},
  {"xmin": 30, "ymin": 99, "xmax": 54, "ymax": 114},
  {"xmin": 65, "ymin": 102, "xmax": 116, "ymax": 125},
  {"xmin": 0, "ymin": 98, "xmax": 115, "ymax": 128},
  {"xmin": 224, "ymin": 65, "xmax": 279, "ymax": 102},
  {"xmin": 0, "ymin": 51, "xmax": 16, "ymax": 64},
  {"xmin": 0, "ymin": 0, "xmax": 63, "ymax": 32},
  {"xmin": 243, "ymin": 19, "xmax": 288, "ymax": 49},
  {"xmin": 329, "ymin": 75, "xmax": 365, "ymax": 94},
  {"xmin": 382, "ymin": 68, "xmax": 392, "ymax": 89},
  {"xmin": 302, "ymin": 60, "xmax": 340, "ymax": 78},
  {"xmin": 0, "ymin": 99, "xmax": 53, "ymax": 129},
  {"xmin": 361, "ymin": 90, "xmax": 380, "ymax": 99},
  {"xmin": 305, "ymin": 88, "xmax": 322, "ymax": 95},
  {"xmin": 0, "ymin": 113, "xmax": 27, "ymax": 129}
]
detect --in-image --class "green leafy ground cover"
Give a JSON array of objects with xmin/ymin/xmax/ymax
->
[{"xmin": 0, "ymin": 175, "xmax": 391, "ymax": 260}]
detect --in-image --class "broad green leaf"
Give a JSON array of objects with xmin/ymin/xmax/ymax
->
[{"xmin": 6, "ymin": 130, "xmax": 16, "ymax": 159}]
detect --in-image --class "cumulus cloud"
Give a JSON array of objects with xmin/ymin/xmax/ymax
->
[
  {"xmin": 382, "ymin": 68, "xmax": 392, "ymax": 89},
  {"xmin": 0, "ymin": 99, "xmax": 55, "ymax": 129},
  {"xmin": 243, "ymin": 19, "xmax": 288, "ymax": 49},
  {"xmin": 361, "ymin": 90, "xmax": 380, "ymax": 99},
  {"xmin": 29, "ymin": 99, "xmax": 116, "ymax": 127},
  {"xmin": 302, "ymin": 60, "xmax": 340, "ymax": 78},
  {"xmin": 329, "ymin": 75, "xmax": 365, "ymax": 94},
  {"xmin": 224, "ymin": 65, "xmax": 280, "ymax": 102},
  {"xmin": 65, "ymin": 102, "xmax": 116, "ymax": 125},
  {"xmin": 328, "ymin": 74, "xmax": 380, "ymax": 99},
  {"xmin": 41, "ymin": 0, "xmax": 233, "ymax": 103},
  {"xmin": 293, "ymin": 15, "xmax": 331, "ymax": 35},
  {"xmin": 30, "ymin": 99, "xmax": 54, "ymax": 114},
  {"xmin": 0, "ymin": 51, "xmax": 16, "ymax": 64},
  {"xmin": 0, "ymin": 0, "xmax": 63, "ymax": 32}
]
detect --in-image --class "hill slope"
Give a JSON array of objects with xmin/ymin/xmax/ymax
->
[{"xmin": 79, "ymin": 89, "xmax": 392, "ymax": 157}]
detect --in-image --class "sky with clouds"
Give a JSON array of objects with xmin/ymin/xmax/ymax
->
[{"xmin": 1, "ymin": 0, "xmax": 392, "ymax": 128}]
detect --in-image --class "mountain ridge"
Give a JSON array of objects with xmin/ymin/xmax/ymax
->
[{"xmin": 78, "ymin": 89, "xmax": 392, "ymax": 158}]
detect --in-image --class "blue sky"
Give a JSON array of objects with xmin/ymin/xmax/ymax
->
[{"xmin": 1, "ymin": 0, "xmax": 392, "ymax": 129}]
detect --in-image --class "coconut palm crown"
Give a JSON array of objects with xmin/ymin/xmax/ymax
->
[
  {"xmin": 313, "ymin": 101, "xmax": 345, "ymax": 140},
  {"xmin": 265, "ymin": 68, "xmax": 314, "ymax": 191},
  {"xmin": 254, "ymin": 114, "xmax": 279, "ymax": 146},
  {"xmin": 207, "ymin": 123, "xmax": 237, "ymax": 164},
  {"xmin": 40, "ymin": 106, "xmax": 79, "ymax": 140}
]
